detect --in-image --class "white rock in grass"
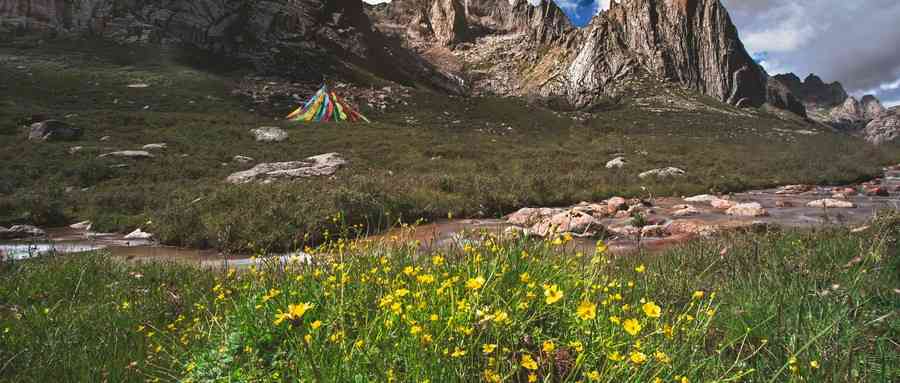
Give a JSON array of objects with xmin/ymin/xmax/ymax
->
[{"xmin": 806, "ymin": 199, "xmax": 856, "ymax": 209}]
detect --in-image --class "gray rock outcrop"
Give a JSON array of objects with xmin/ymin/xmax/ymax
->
[
  {"xmin": 226, "ymin": 153, "xmax": 347, "ymax": 184},
  {"xmin": 28, "ymin": 120, "xmax": 83, "ymax": 142}
]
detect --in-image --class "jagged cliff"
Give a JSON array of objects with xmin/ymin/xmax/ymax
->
[{"xmin": 770, "ymin": 72, "xmax": 887, "ymax": 129}]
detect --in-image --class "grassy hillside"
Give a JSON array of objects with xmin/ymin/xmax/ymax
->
[
  {"xmin": 2, "ymin": 215, "xmax": 898, "ymax": 382},
  {"xmin": 2, "ymin": 39, "xmax": 899, "ymax": 252}
]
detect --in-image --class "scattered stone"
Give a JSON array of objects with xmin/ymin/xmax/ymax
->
[
  {"xmin": 638, "ymin": 167, "xmax": 686, "ymax": 179},
  {"xmin": 672, "ymin": 206, "xmax": 701, "ymax": 217},
  {"xmin": 725, "ymin": 202, "xmax": 768, "ymax": 217},
  {"xmin": 605, "ymin": 156, "xmax": 626, "ymax": 169},
  {"xmin": 775, "ymin": 200, "xmax": 794, "ymax": 208},
  {"xmin": 226, "ymin": 153, "xmax": 347, "ymax": 184},
  {"xmin": 69, "ymin": 221, "xmax": 92, "ymax": 230},
  {"xmin": 507, "ymin": 207, "xmax": 564, "ymax": 226},
  {"xmin": 831, "ymin": 193, "xmax": 849, "ymax": 200},
  {"xmin": 864, "ymin": 187, "xmax": 889, "ymax": 197},
  {"xmin": 850, "ymin": 225, "xmax": 870, "ymax": 233},
  {"xmin": 124, "ymin": 228, "xmax": 153, "ymax": 240},
  {"xmin": 807, "ymin": 199, "xmax": 856, "ymax": 208},
  {"xmin": 710, "ymin": 199, "xmax": 735, "ymax": 209},
  {"xmin": 607, "ymin": 197, "xmax": 627, "ymax": 213},
  {"xmin": 775, "ymin": 185, "xmax": 812, "ymax": 195},
  {"xmin": 666, "ymin": 220, "xmax": 719, "ymax": 237},
  {"xmin": 0, "ymin": 225, "xmax": 46, "ymax": 239},
  {"xmin": 684, "ymin": 194, "xmax": 719, "ymax": 203},
  {"xmin": 28, "ymin": 120, "xmax": 83, "ymax": 142},
  {"xmin": 252, "ymin": 126, "xmax": 288, "ymax": 142},
  {"xmin": 614, "ymin": 210, "xmax": 630, "ymax": 219},
  {"xmin": 127, "ymin": 83, "xmax": 150, "ymax": 88},
  {"xmin": 530, "ymin": 210, "xmax": 602, "ymax": 237},
  {"xmin": 607, "ymin": 225, "xmax": 640, "ymax": 237},
  {"xmin": 68, "ymin": 146, "xmax": 83, "ymax": 154},
  {"xmin": 233, "ymin": 155, "xmax": 255, "ymax": 164},
  {"xmin": 142, "ymin": 143, "xmax": 167, "ymax": 150},
  {"xmin": 98, "ymin": 150, "xmax": 154, "ymax": 159},
  {"xmin": 640, "ymin": 224, "xmax": 668, "ymax": 237},
  {"xmin": 833, "ymin": 187, "xmax": 857, "ymax": 195},
  {"xmin": 99, "ymin": 136, "xmax": 111, "ymax": 141}
]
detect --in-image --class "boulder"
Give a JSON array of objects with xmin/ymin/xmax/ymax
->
[
  {"xmin": 640, "ymin": 224, "xmax": 668, "ymax": 238},
  {"xmin": 28, "ymin": 120, "xmax": 83, "ymax": 142},
  {"xmin": 506, "ymin": 207, "xmax": 564, "ymax": 226},
  {"xmin": 666, "ymin": 220, "xmax": 719, "ymax": 237},
  {"xmin": 684, "ymin": 194, "xmax": 719, "ymax": 203},
  {"xmin": 639, "ymin": 167, "xmax": 686, "ymax": 179},
  {"xmin": 775, "ymin": 200, "xmax": 794, "ymax": 208},
  {"xmin": 530, "ymin": 210, "xmax": 602, "ymax": 237},
  {"xmin": 98, "ymin": 150, "xmax": 154, "ymax": 159},
  {"xmin": 233, "ymin": 155, "xmax": 255, "ymax": 164},
  {"xmin": 672, "ymin": 206, "xmax": 701, "ymax": 217},
  {"xmin": 69, "ymin": 221, "xmax": 92, "ymax": 230},
  {"xmin": 0, "ymin": 225, "xmax": 46, "ymax": 239},
  {"xmin": 430, "ymin": 0, "xmax": 467, "ymax": 46},
  {"xmin": 807, "ymin": 199, "xmax": 856, "ymax": 209},
  {"xmin": 142, "ymin": 143, "xmax": 167, "ymax": 150},
  {"xmin": 607, "ymin": 196, "xmax": 627, "ymax": 213},
  {"xmin": 124, "ymin": 228, "xmax": 153, "ymax": 240},
  {"xmin": 606, "ymin": 224, "xmax": 640, "ymax": 237},
  {"xmin": 226, "ymin": 153, "xmax": 347, "ymax": 184},
  {"xmin": 864, "ymin": 113, "xmax": 900, "ymax": 145},
  {"xmin": 605, "ymin": 156, "xmax": 626, "ymax": 169},
  {"xmin": 710, "ymin": 199, "xmax": 736, "ymax": 209},
  {"xmin": 775, "ymin": 185, "xmax": 813, "ymax": 195},
  {"xmin": 725, "ymin": 202, "xmax": 768, "ymax": 217},
  {"xmin": 252, "ymin": 127, "xmax": 288, "ymax": 142}
]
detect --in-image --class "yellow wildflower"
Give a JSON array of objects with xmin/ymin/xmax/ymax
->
[
  {"xmin": 416, "ymin": 274, "xmax": 436, "ymax": 284},
  {"xmin": 692, "ymin": 290, "xmax": 705, "ymax": 300},
  {"xmin": 528, "ymin": 373, "xmax": 537, "ymax": 382},
  {"xmin": 521, "ymin": 354, "xmax": 538, "ymax": 370},
  {"xmin": 483, "ymin": 344, "xmax": 498, "ymax": 354},
  {"xmin": 596, "ymin": 240, "xmax": 608, "ymax": 254},
  {"xmin": 810, "ymin": 360, "xmax": 820, "ymax": 369},
  {"xmin": 623, "ymin": 318, "xmax": 642, "ymax": 336},
  {"xmin": 311, "ymin": 320, "xmax": 322, "ymax": 330},
  {"xmin": 466, "ymin": 276, "xmax": 486, "ymax": 290},
  {"xmin": 450, "ymin": 347, "xmax": 466, "ymax": 358},
  {"xmin": 543, "ymin": 284, "xmax": 564, "ymax": 304},
  {"xmin": 586, "ymin": 370, "xmax": 601, "ymax": 381},
  {"xmin": 576, "ymin": 300, "xmax": 597, "ymax": 321},
  {"xmin": 635, "ymin": 264, "xmax": 646, "ymax": 273},
  {"xmin": 520, "ymin": 272, "xmax": 530, "ymax": 283},
  {"xmin": 654, "ymin": 351, "xmax": 671, "ymax": 364},
  {"xmin": 608, "ymin": 351, "xmax": 624, "ymax": 362},
  {"xmin": 629, "ymin": 351, "xmax": 647, "ymax": 364},
  {"xmin": 642, "ymin": 302, "xmax": 661, "ymax": 318},
  {"xmin": 542, "ymin": 340, "xmax": 555, "ymax": 353},
  {"xmin": 568, "ymin": 341, "xmax": 584, "ymax": 353}
]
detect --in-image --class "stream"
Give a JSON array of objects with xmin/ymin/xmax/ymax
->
[{"xmin": 3, "ymin": 167, "xmax": 900, "ymax": 267}]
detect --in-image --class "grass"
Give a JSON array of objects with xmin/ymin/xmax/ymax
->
[
  {"xmin": 2, "ymin": 38, "xmax": 900, "ymax": 252},
  {"xmin": 2, "ymin": 213, "xmax": 898, "ymax": 382}
]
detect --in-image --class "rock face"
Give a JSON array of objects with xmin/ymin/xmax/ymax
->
[
  {"xmin": 226, "ymin": 153, "xmax": 347, "ymax": 184},
  {"xmin": 769, "ymin": 72, "xmax": 888, "ymax": 130},
  {"xmin": 766, "ymin": 78, "xmax": 806, "ymax": 117},
  {"xmin": 863, "ymin": 113, "xmax": 900, "ymax": 145},
  {"xmin": 561, "ymin": 0, "xmax": 767, "ymax": 108},
  {"xmin": 430, "ymin": 0, "xmax": 466, "ymax": 45},
  {"xmin": 28, "ymin": 120, "xmax": 82, "ymax": 141}
]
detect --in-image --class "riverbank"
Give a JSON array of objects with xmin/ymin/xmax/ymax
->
[{"xmin": 2, "ymin": 214, "xmax": 898, "ymax": 382}]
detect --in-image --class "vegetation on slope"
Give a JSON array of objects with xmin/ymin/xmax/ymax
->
[{"xmin": 2, "ymin": 215, "xmax": 899, "ymax": 382}]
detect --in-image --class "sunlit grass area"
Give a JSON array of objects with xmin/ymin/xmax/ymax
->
[{"xmin": 3, "ymin": 214, "xmax": 898, "ymax": 382}]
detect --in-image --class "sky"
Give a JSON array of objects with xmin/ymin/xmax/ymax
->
[{"xmin": 363, "ymin": 0, "xmax": 900, "ymax": 107}]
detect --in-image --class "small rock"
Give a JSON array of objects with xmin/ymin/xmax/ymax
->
[
  {"xmin": 252, "ymin": 126, "xmax": 288, "ymax": 142},
  {"xmin": 127, "ymin": 83, "xmax": 150, "ymax": 88},
  {"xmin": 864, "ymin": 187, "xmax": 889, "ymax": 197},
  {"xmin": 68, "ymin": 146, "xmax": 83, "ymax": 154},
  {"xmin": 124, "ymin": 228, "xmax": 153, "ymax": 240},
  {"xmin": 775, "ymin": 185, "xmax": 812, "ymax": 194},
  {"xmin": 98, "ymin": 150, "xmax": 154, "ymax": 159},
  {"xmin": 142, "ymin": 143, "xmax": 167, "ymax": 150},
  {"xmin": 672, "ymin": 206, "xmax": 701, "ymax": 217},
  {"xmin": 640, "ymin": 224, "xmax": 668, "ymax": 237},
  {"xmin": 807, "ymin": 199, "xmax": 856, "ymax": 208},
  {"xmin": 99, "ymin": 136, "xmax": 111, "ymax": 142},
  {"xmin": 28, "ymin": 120, "xmax": 83, "ymax": 142},
  {"xmin": 607, "ymin": 197, "xmax": 627, "ymax": 213},
  {"xmin": 638, "ymin": 167, "xmax": 686, "ymax": 179},
  {"xmin": 607, "ymin": 225, "xmax": 641, "ymax": 237},
  {"xmin": 684, "ymin": 194, "xmax": 719, "ymax": 203},
  {"xmin": 69, "ymin": 221, "xmax": 92, "ymax": 230},
  {"xmin": 0, "ymin": 225, "xmax": 46, "ymax": 239},
  {"xmin": 614, "ymin": 210, "xmax": 630, "ymax": 219},
  {"xmin": 605, "ymin": 156, "xmax": 626, "ymax": 169},
  {"xmin": 775, "ymin": 200, "xmax": 794, "ymax": 208},
  {"xmin": 710, "ymin": 199, "xmax": 736, "ymax": 209},
  {"xmin": 726, "ymin": 202, "xmax": 768, "ymax": 217},
  {"xmin": 233, "ymin": 155, "xmax": 255, "ymax": 164}
]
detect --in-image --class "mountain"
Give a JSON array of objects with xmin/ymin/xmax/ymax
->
[
  {"xmin": 369, "ymin": 0, "xmax": 768, "ymax": 110},
  {"xmin": 769, "ymin": 72, "xmax": 888, "ymax": 132}
]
